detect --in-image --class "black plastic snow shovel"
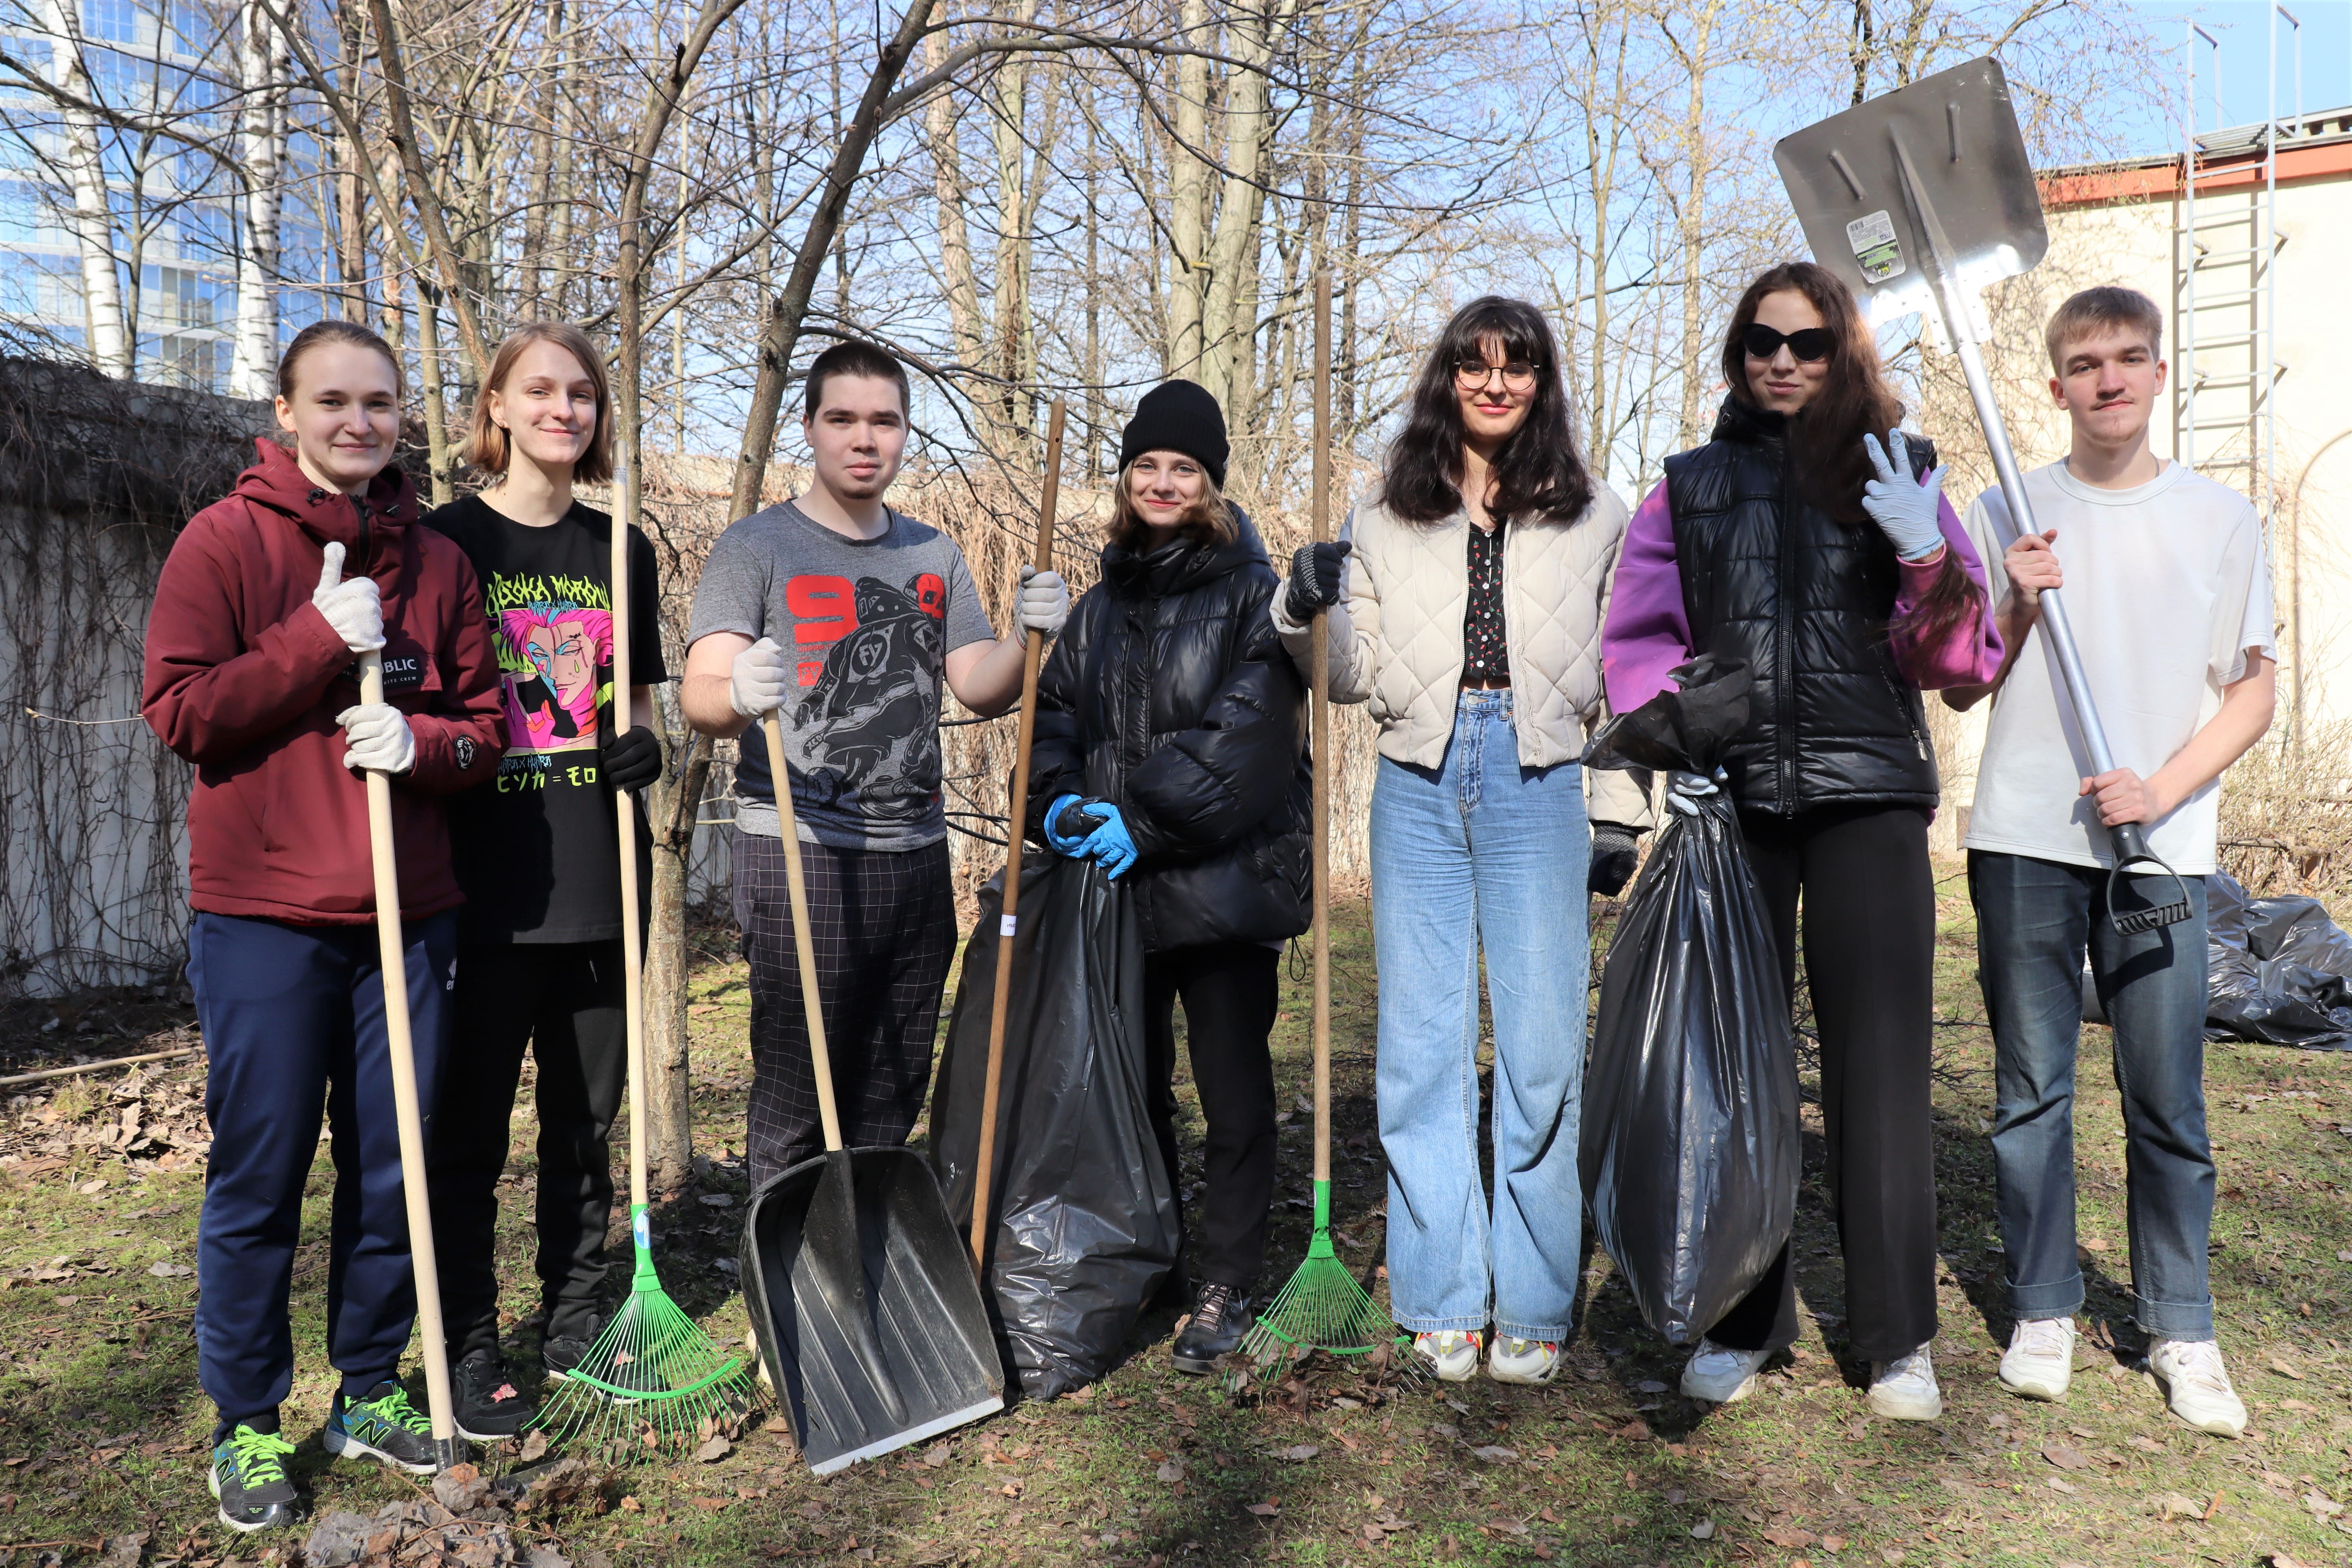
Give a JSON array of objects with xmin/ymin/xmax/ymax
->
[
  {"xmin": 739, "ymin": 712, "xmax": 1004, "ymax": 1475},
  {"xmin": 1775, "ymin": 56, "xmax": 2191, "ymax": 936}
]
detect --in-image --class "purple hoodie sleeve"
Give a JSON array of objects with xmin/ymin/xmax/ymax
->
[
  {"xmin": 1601, "ymin": 481, "xmax": 1693, "ymax": 715},
  {"xmin": 1887, "ymin": 494, "xmax": 2004, "ymax": 690}
]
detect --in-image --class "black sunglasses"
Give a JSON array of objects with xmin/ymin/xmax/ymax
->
[{"xmin": 1742, "ymin": 323, "xmax": 1836, "ymax": 363}]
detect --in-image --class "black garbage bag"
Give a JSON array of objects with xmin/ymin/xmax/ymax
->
[
  {"xmin": 1579, "ymin": 656, "xmax": 1800, "ymax": 1345},
  {"xmin": 2204, "ymin": 872, "xmax": 2352, "ymax": 1050},
  {"xmin": 931, "ymin": 853, "xmax": 1180, "ymax": 1398}
]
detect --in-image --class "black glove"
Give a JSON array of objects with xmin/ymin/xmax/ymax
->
[
  {"xmin": 601, "ymin": 725, "xmax": 665, "ymax": 792},
  {"xmin": 1052, "ymin": 797, "xmax": 1107, "ymax": 842},
  {"xmin": 1588, "ymin": 824, "xmax": 1641, "ymax": 897},
  {"xmin": 1283, "ymin": 539, "xmax": 1354, "ymax": 624}
]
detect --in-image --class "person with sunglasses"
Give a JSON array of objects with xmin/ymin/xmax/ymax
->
[
  {"xmin": 1273, "ymin": 296, "xmax": 1652, "ymax": 1385},
  {"xmin": 1601, "ymin": 261, "xmax": 2001, "ymax": 1419}
]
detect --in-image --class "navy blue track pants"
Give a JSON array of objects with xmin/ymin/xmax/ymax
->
[{"xmin": 189, "ymin": 909, "xmax": 456, "ymax": 1434}]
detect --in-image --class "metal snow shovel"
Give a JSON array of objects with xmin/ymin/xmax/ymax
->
[
  {"xmin": 740, "ymin": 712, "xmax": 1003, "ymax": 1475},
  {"xmin": 1775, "ymin": 55, "xmax": 2192, "ymax": 936},
  {"xmin": 354, "ymin": 642, "xmax": 463, "ymax": 1472},
  {"xmin": 966, "ymin": 399, "xmax": 1065, "ymax": 1278}
]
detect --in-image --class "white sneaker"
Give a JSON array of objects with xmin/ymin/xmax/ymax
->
[
  {"xmin": 1681, "ymin": 1339, "xmax": 1770, "ymax": 1403},
  {"xmin": 2146, "ymin": 1338, "xmax": 2247, "ymax": 1438},
  {"xmin": 1488, "ymin": 1337, "xmax": 1560, "ymax": 1386},
  {"xmin": 1414, "ymin": 1330, "xmax": 1483, "ymax": 1382},
  {"xmin": 1868, "ymin": 1345, "xmax": 1943, "ymax": 1420},
  {"xmin": 1998, "ymin": 1317, "xmax": 2075, "ymax": 1401}
]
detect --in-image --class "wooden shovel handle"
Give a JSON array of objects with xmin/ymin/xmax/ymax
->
[
  {"xmin": 968, "ymin": 401, "xmax": 1066, "ymax": 1275},
  {"xmin": 358, "ymin": 648, "xmax": 457, "ymax": 1457},
  {"xmin": 763, "ymin": 711, "xmax": 844, "ymax": 1152}
]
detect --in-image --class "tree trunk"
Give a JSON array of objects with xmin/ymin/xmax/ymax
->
[
  {"xmin": 43, "ymin": 0, "xmax": 129, "ymax": 377},
  {"xmin": 1164, "ymin": 0, "xmax": 1211, "ymax": 377},
  {"xmin": 231, "ymin": 0, "xmax": 286, "ymax": 398},
  {"xmin": 1198, "ymin": 0, "xmax": 1285, "ymax": 419},
  {"xmin": 642, "ymin": 711, "xmax": 711, "ymax": 1189},
  {"xmin": 415, "ymin": 282, "xmax": 456, "ymax": 506},
  {"xmin": 926, "ymin": 27, "xmax": 986, "ymax": 386}
]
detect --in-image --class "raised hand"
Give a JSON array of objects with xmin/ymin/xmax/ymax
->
[
  {"xmin": 1860, "ymin": 429, "xmax": 1948, "ymax": 563},
  {"xmin": 311, "ymin": 541, "xmax": 385, "ymax": 653}
]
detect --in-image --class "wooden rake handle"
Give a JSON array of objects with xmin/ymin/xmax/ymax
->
[
  {"xmin": 1309, "ymin": 270, "xmax": 1334, "ymax": 1189},
  {"xmin": 357, "ymin": 647, "xmax": 459, "ymax": 1465},
  {"xmin": 968, "ymin": 400, "xmax": 1067, "ymax": 1276}
]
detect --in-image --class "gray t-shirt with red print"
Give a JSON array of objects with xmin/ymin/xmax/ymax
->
[{"xmin": 686, "ymin": 501, "xmax": 996, "ymax": 850}]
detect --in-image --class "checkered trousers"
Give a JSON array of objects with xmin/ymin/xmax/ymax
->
[{"xmin": 732, "ymin": 833, "xmax": 958, "ymax": 1193}]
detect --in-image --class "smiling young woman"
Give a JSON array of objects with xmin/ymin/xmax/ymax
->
[
  {"xmin": 419, "ymin": 321, "xmax": 670, "ymax": 1441},
  {"xmin": 1602, "ymin": 260, "xmax": 2004, "ymax": 1422}
]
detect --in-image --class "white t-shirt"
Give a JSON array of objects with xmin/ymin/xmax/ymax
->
[{"xmin": 1961, "ymin": 460, "xmax": 2273, "ymax": 875}]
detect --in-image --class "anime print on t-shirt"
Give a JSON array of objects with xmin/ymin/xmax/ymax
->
[
  {"xmin": 786, "ymin": 571, "xmax": 947, "ymax": 829},
  {"xmin": 483, "ymin": 568, "xmax": 613, "ymax": 790}
]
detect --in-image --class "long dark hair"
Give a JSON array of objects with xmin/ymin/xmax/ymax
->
[
  {"xmin": 1380, "ymin": 296, "xmax": 1593, "ymax": 526},
  {"xmin": 1722, "ymin": 261, "xmax": 1981, "ymax": 652}
]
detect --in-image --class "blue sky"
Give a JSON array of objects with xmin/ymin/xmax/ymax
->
[{"xmin": 2117, "ymin": 1, "xmax": 2352, "ymax": 156}]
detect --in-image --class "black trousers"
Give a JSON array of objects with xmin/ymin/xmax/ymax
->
[
  {"xmin": 735, "ymin": 834, "xmax": 957, "ymax": 1194},
  {"xmin": 427, "ymin": 939, "xmax": 629, "ymax": 1357},
  {"xmin": 1143, "ymin": 941, "xmax": 1281, "ymax": 1293},
  {"xmin": 1704, "ymin": 804, "xmax": 1939, "ymax": 1364}
]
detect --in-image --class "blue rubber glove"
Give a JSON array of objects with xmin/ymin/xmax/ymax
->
[
  {"xmin": 1860, "ymin": 428, "xmax": 1949, "ymax": 563},
  {"xmin": 1076, "ymin": 800, "xmax": 1139, "ymax": 881},
  {"xmin": 1043, "ymin": 793, "xmax": 1094, "ymax": 855}
]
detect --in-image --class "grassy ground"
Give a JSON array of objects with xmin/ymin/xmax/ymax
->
[{"xmin": 2, "ymin": 861, "xmax": 2350, "ymax": 1566}]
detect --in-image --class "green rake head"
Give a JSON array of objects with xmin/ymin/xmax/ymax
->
[
  {"xmin": 1234, "ymin": 1182, "xmax": 1410, "ymax": 1389},
  {"xmin": 536, "ymin": 1205, "xmax": 757, "ymax": 1460}
]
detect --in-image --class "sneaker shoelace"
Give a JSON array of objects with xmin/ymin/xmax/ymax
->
[
  {"xmin": 1882, "ymin": 1349, "xmax": 1933, "ymax": 1385},
  {"xmin": 1500, "ymin": 1338, "xmax": 1557, "ymax": 1358},
  {"xmin": 1194, "ymin": 1283, "xmax": 1239, "ymax": 1333},
  {"xmin": 2014, "ymin": 1319, "xmax": 2073, "ymax": 1359},
  {"xmin": 2164, "ymin": 1341, "xmax": 2235, "ymax": 1396},
  {"xmin": 1690, "ymin": 1341, "xmax": 1751, "ymax": 1374},
  {"xmin": 356, "ymin": 1385, "xmax": 433, "ymax": 1434},
  {"xmin": 223, "ymin": 1426, "xmax": 296, "ymax": 1486}
]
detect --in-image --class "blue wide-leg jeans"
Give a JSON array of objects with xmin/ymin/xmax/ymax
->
[{"xmin": 1371, "ymin": 690, "xmax": 1590, "ymax": 1343}]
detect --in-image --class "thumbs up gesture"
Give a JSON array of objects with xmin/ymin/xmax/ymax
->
[{"xmin": 311, "ymin": 541, "xmax": 385, "ymax": 653}]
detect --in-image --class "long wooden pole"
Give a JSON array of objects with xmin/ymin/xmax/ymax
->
[
  {"xmin": 1309, "ymin": 274, "xmax": 1332, "ymax": 1196},
  {"xmin": 967, "ymin": 401, "xmax": 1067, "ymax": 1275},
  {"xmin": 612, "ymin": 442, "xmax": 652, "ymax": 1242},
  {"xmin": 358, "ymin": 646, "xmax": 460, "ymax": 1469}
]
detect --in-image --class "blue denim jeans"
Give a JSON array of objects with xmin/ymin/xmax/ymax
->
[
  {"xmin": 1370, "ymin": 690, "xmax": 1590, "ymax": 1342},
  {"xmin": 1969, "ymin": 851, "xmax": 2215, "ymax": 1339}
]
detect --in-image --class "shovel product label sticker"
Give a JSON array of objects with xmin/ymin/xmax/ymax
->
[
  {"xmin": 633, "ymin": 1211, "xmax": 650, "ymax": 1249},
  {"xmin": 1847, "ymin": 209, "xmax": 1906, "ymax": 284},
  {"xmin": 1000, "ymin": 914, "xmax": 1017, "ymax": 937}
]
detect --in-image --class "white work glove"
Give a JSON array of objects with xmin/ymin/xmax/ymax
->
[
  {"xmin": 728, "ymin": 636, "xmax": 791, "ymax": 717},
  {"xmin": 336, "ymin": 702, "xmax": 416, "ymax": 775},
  {"xmin": 1017, "ymin": 566, "xmax": 1069, "ymax": 639},
  {"xmin": 1667, "ymin": 767, "xmax": 1726, "ymax": 817},
  {"xmin": 312, "ymin": 541, "xmax": 384, "ymax": 652},
  {"xmin": 1859, "ymin": 428, "xmax": 1949, "ymax": 563}
]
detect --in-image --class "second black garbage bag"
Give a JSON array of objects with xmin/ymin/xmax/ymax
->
[
  {"xmin": 1579, "ymin": 656, "xmax": 1800, "ymax": 1346},
  {"xmin": 931, "ymin": 852, "xmax": 1181, "ymax": 1399}
]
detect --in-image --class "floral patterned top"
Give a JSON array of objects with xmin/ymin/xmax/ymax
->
[{"xmin": 1463, "ymin": 517, "xmax": 1508, "ymax": 681}]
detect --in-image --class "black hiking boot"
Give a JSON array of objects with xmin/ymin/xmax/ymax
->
[
  {"xmin": 452, "ymin": 1347, "xmax": 538, "ymax": 1441},
  {"xmin": 1171, "ymin": 1281, "xmax": 1255, "ymax": 1375}
]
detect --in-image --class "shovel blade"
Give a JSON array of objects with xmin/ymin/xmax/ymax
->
[{"xmin": 741, "ymin": 1146, "xmax": 1004, "ymax": 1475}]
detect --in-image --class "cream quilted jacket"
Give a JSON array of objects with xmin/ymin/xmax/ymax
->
[{"xmin": 1271, "ymin": 488, "xmax": 1653, "ymax": 829}]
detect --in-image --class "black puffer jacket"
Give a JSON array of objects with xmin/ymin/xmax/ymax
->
[
  {"xmin": 1030, "ymin": 507, "xmax": 1310, "ymax": 953},
  {"xmin": 1662, "ymin": 397, "xmax": 1938, "ymax": 815}
]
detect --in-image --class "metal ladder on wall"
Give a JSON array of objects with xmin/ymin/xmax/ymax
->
[{"xmin": 2175, "ymin": 12, "xmax": 2298, "ymax": 520}]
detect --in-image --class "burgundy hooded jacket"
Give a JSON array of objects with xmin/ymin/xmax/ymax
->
[{"xmin": 143, "ymin": 439, "xmax": 506, "ymax": 926}]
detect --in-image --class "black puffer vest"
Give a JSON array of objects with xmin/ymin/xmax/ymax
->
[
  {"xmin": 1029, "ymin": 507, "xmax": 1310, "ymax": 953},
  {"xmin": 1662, "ymin": 397, "xmax": 1938, "ymax": 815}
]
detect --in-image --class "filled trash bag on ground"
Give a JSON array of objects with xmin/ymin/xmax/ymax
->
[
  {"xmin": 931, "ymin": 853, "xmax": 1180, "ymax": 1398},
  {"xmin": 2204, "ymin": 872, "xmax": 2352, "ymax": 1050},
  {"xmin": 1579, "ymin": 656, "xmax": 1800, "ymax": 1345}
]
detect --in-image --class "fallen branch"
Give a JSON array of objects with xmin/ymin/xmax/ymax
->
[{"xmin": 0, "ymin": 1046, "xmax": 198, "ymax": 1089}]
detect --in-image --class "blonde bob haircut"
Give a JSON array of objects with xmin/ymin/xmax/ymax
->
[
  {"xmin": 1108, "ymin": 456, "xmax": 1237, "ymax": 551},
  {"xmin": 464, "ymin": 322, "xmax": 614, "ymax": 484}
]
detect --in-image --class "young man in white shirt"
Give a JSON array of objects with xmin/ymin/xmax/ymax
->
[{"xmin": 1947, "ymin": 286, "xmax": 2276, "ymax": 1437}]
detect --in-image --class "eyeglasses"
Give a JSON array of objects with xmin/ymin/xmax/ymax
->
[
  {"xmin": 1455, "ymin": 359, "xmax": 1541, "ymax": 391},
  {"xmin": 1741, "ymin": 324, "xmax": 1836, "ymax": 363}
]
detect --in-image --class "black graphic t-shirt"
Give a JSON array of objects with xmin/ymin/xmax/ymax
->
[
  {"xmin": 428, "ymin": 494, "xmax": 669, "ymax": 944},
  {"xmin": 685, "ymin": 501, "xmax": 996, "ymax": 850},
  {"xmin": 1463, "ymin": 517, "xmax": 1508, "ymax": 681}
]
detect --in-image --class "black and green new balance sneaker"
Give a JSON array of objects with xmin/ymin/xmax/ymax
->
[
  {"xmin": 323, "ymin": 1379, "xmax": 436, "ymax": 1473},
  {"xmin": 209, "ymin": 1424, "xmax": 299, "ymax": 1532}
]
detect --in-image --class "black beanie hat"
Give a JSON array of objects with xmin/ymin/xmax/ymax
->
[{"xmin": 1118, "ymin": 379, "xmax": 1229, "ymax": 488}]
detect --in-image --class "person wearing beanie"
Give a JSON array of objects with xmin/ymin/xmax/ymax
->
[
  {"xmin": 1269, "ymin": 297, "xmax": 1653, "ymax": 1387},
  {"xmin": 1030, "ymin": 381, "xmax": 1310, "ymax": 1374}
]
